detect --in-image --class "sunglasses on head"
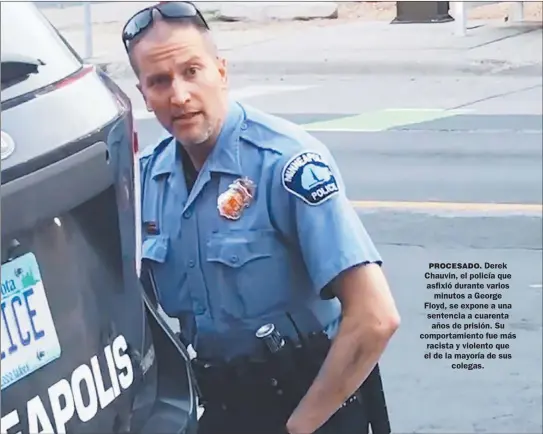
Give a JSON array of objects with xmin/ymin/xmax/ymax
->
[{"xmin": 121, "ymin": 1, "xmax": 210, "ymax": 52}]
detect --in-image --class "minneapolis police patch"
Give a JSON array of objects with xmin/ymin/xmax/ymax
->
[{"xmin": 282, "ymin": 151, "xmax": 339, "ymax": 206}]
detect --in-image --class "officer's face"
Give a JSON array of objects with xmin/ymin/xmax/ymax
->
[{"xmin": 133, "ymin": 21, "xmax": 228, "ymax": 149}]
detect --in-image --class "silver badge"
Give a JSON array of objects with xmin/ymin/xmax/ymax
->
[{"xmin": 1, "ymin": 131, "xmax": 15, "ymax": 160}]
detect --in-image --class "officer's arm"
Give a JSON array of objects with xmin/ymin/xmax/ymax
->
[
  {"xmin": 290, "ymin": 264, "xmax": 399, "ymax": 433},
  {"xmin": 269, "ymin": 147, "xmax": 400, "ymax": 434}
]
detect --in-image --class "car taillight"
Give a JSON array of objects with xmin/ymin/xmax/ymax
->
[
  {"xmin": 133, "ymin": 130, "xmax": 139, "ymax": 155},
  {"xmin": 52, "ymin": 64, "xmax": 94, "ymax": 90}
]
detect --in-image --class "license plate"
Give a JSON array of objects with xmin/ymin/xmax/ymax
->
[{"xmin": 1, "ymin": 252, "xmax": 61, "ymax": 390}]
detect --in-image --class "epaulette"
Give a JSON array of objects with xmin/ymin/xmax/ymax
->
[{"xmin": 240, "ymin": 103, "xmax": 325, "ymax": 157}]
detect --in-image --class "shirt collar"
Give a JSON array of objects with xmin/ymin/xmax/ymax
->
[
  {"xmin": 150, "ymin": 99, "xmax": 244, "ymax": 180},
  {"xmin": 149, "ymin": 135, "xmax": 177, "ymax": 179}
]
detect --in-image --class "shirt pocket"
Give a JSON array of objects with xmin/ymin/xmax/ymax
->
[{"xmin": 206, "ymin": 230, "xmax": 289, "ymax": 319}]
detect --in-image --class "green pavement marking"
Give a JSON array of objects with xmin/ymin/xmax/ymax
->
[{"xmin": 302, "ymin": 109, "xmax": 470, "ymax": 132}]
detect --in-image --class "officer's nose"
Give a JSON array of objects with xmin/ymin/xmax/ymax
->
[{"xmin": 170, "ymin": 77, "xmax": 190, "ymax": 106}]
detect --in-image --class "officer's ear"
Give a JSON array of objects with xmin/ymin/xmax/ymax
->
[{"xmin": 217, "ymin": 57, "xmax": 228, "ymax": 88}]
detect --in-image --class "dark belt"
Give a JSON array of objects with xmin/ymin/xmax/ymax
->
[
  {"xmin": 191, "ymin": 354, "xmax": 363, "ymax": 415},
  {"xmin": 191, "ymin": 356, "xmax": 276, "ymax": 406}
]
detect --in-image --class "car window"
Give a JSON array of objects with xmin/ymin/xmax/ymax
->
[{"xmin": 0, "ymin": 2, "xmax": 82, "ymax": 103}]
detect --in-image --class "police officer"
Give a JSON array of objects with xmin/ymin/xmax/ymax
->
[{"xmin": 122, "ymin": 2, "xmax": 400, "ymax": 433}]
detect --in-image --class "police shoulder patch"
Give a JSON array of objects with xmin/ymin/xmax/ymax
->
[{"xmin": 281, "ymin": 151, "xmax": 339, "ymax": 206}]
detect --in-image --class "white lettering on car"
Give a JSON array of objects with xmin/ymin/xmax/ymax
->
[{"xmin": 1, "ymin": 334, "xmax": 134, "ymax": 434}]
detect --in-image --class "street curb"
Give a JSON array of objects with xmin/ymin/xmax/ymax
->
[{"xmin": 95, "ymin": 59, "xmax": 543, "ymax": 79}]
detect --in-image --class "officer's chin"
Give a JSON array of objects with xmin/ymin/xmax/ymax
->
[
  {"xmin": 174, "ymin": 124, "xmax": 199, "ymax": 141},
  {"xmin": 177, "ymin": 131, "xmax": 212, "ymax": 149}
]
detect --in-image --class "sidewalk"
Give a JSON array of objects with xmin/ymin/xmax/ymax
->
[{"xmin": 41, "ymin": 1, "xmax": 543, "ymax": 78}]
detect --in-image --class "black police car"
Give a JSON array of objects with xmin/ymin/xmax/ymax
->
[{"xmin": 1, "ymin": 3, "xmax": 199, "ymax": 433}]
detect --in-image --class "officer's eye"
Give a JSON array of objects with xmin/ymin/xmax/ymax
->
[
  {"xmin": 148, "ymin": 75, "xmax": 170, "ymax": 88},
  {"xmin": 186, "ymin": 66, "xmax": 199, "ymax": 77}
]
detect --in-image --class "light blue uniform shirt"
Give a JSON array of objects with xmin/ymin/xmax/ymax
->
[{"xmin": 139, "ymin": 100, "xmax": 382, "ymax": 362}]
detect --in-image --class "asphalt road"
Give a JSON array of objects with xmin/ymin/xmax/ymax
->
[
  {"xmin": 130, "ymin": 70, "xmax": 542, "ymax": 434},
  {"xmin": 381, "ymin": 245, "xmax": 542, "ymax": 434}
]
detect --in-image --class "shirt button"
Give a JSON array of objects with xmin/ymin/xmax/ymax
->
[
  {"xmin": 188, "ymin": 260, "xmax": 195, "ymax": 268},
  {"xmin": 195, "ymin": 304, "xmax": 206, "ymax": 315},
  {"xmin": 240, "ymin": 122, "xmax": 248, "ymax": 131},
  {"xmin": 230, "ymin": 255, "xmax": 239, "ymax": 264},
  {"xmin": 183, "ymin": 210, "xmax": 192, "ymax": 219}
]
